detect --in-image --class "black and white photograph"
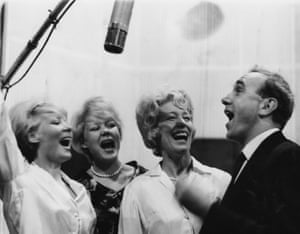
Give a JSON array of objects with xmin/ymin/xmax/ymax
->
[{"xmin": 0, "ymin": 0, "xmax": 300, "ymax": 233}]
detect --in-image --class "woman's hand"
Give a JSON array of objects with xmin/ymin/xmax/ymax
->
[{"xmin": 175, "ymin": 171, "xmax": 220, "ymax": 217}]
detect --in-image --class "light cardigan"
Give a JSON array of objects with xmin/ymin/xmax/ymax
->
[{"xmin": 0, "ymin": 99, "xmax": 96, "ymax": 234}]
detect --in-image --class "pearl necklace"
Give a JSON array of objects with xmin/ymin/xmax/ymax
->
[{"xmin": 91, "ymin": 165, "xmax": 123, "ymax": 178}]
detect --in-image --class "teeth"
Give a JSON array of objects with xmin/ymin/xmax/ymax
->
[
  {"xmin": 60, "ymin": 137, "xmax": 71, "ymax": 147},
  {"xmin": 175, "ymin": 132, "xmax": 187, "ymax": 137},
  {"xmin": 224, "ymin": 110, "xmax": 234, "ymax": 120},
  {"xmin": 173, "ymin": 132, "xmax": 188, "ymax": 140}
]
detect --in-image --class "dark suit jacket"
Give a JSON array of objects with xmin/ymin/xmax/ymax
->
[{"xmin": 200, "ymin": 131, "xmax": 300, "ymax": 234}]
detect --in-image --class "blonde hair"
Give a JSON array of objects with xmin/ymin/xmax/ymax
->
[
  {"xmin": 136, "ymin": 89, "xmax": 193, "ymax": 156},
  {"xmin": 9, "ymin": 100, "xmax": 67, "ymax": 162},
  {"xmin": 72, "ymin": 96, "xmax": 122, "ymax": 155}
]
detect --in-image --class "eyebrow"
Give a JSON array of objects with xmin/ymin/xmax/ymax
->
[{"xmin": 46, "ymin": 111, "xmax": 67, "ymax": 118}]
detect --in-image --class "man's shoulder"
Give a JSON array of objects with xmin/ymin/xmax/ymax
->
[
  {"xmin": 266, "ymin": 131, "xmax": 300, "ymax": 153},
  {"xmin": 258, "ymin": 130, "xmax": 291, "ymax": 153},
  {"xmin": 264, "ymin": 133, "xmax": 300, "ymax": 168},
  {"xmin": 272, "ymin": 138, "xmax": 300, "ymax": 158}
]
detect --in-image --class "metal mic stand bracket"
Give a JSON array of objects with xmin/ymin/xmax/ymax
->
[{"xmin": 0, "ymin": 0, "xmax": 70, "ymax": 89}]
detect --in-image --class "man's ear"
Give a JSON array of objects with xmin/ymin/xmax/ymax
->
[
  {"xmin": 259, "ymin": 97, "xmax": 278, "ymax": 116},
  {"xmin": 28, "ymin": 130, "xmax": 41, "ymax": 144}
]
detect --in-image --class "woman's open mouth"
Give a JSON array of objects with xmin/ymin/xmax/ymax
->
[
  {"xmin": 59, "ymin": 136, "xmax": 72, "ymax": 148},
  {"xmin": 100, "ymin": 138, "xmax": 116, "ymax": 151}
]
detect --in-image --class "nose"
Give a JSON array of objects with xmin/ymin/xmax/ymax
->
[
  {"xmin": 175, "ymin": 116, "xmax": 195, "ymax": 135},
  {"xmin": 100, "ymin": 125, "xmax": 112, "ymax": 136},
  {"xmin": 176, "ymin": 116, "xmax": 189, "ymax": 126},
  {"xmin": 221, "ymin": 93, "xmax": 232, "ymax": 106},
  {"xmin": 62, "ymin": 120, "xmax": 72, "ymax": 132}
]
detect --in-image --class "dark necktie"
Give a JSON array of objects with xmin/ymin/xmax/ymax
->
[{"xmin": 231, "ymin": 152, "xmax": 246, "ymax": 180}]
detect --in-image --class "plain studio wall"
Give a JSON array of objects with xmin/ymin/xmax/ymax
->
[
  {"xmin": 0, "ymin": 1, "xmax": 300, "ymax": 232},
  {"xmin": 0, "ymin": 0, "xmax": 300, "ymax": 169}
]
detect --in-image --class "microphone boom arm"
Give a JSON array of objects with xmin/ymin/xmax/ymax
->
[{"xmin": 1, "ymin": 0, "xmax": 70, "ymax": 88}]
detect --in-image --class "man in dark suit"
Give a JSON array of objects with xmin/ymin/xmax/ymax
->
[{"xmin": 177, "ymin": 66, "xmax": 300, "ymax": 234}]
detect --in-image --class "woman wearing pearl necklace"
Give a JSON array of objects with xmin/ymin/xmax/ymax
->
[{"xmin": 70, "ymin": 96, "xmax": 146, "ymax": 234}]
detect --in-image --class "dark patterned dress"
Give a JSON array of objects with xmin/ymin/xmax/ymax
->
[{"xmin": 79, "ymin": 161, "xmax": 146, "ymax": 234}]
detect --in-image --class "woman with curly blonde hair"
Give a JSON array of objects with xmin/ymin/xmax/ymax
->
[
  {"xmin": 70, "ymin": 96, "xmax": 146, "ymax": 234},
  {"xmin": 119, "ymin": 89, "xmax": 231, "ymax": 234}
]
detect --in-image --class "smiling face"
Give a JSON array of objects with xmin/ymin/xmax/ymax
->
[
  {"xmin": 222, "ymin": 72, "xmax": 267, "ymax": 146},
  {"xmin": 158, "ymin": 101, "xmax": 195, "ymax": 160},
  {"xmin": 32, "ymin": 107, "xmax": 72, "ymax": 165},
  {"xmin": 82, "ymin": 113, "xmax": 121, "ymax": 165}
]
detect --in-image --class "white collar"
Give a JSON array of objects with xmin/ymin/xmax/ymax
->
[
  {"xmin": 242, "ymin": 128, "xmax": 279, "ymax": 161},
  {"xmin": 148, "ymin": 157, "xmax": 196, "ymax": 177}
]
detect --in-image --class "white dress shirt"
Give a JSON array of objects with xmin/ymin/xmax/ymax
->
[
  {"xmin": 235, "ymin": 128, "xmax": 280, "ymax": 181},
  {"xmin": 118, "ymin": 158, "xmax": 231, "ymax": 234},
  {"xmin": 0, "ymin": 97, "xmax": 96, "ymax": 234}
]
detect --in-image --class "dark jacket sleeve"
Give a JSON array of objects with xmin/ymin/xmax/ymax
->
[{"xmin": 200, "ymin": 142, "xmax": 300, "ymax": 234}]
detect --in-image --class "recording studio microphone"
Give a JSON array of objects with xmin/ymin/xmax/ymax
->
[{"xmin": 104, "ymin": 0, "xmax": 134, "ymax": 54}]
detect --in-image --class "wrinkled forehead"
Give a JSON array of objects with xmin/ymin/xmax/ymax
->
[{"xmin": 237, "ymin": 72, "xmax": 267, "ymax": 89}]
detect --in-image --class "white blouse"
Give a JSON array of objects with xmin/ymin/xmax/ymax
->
[
  {"xmin": 118, "ymin": 158, "xmax": 231, "ymax": 234},
  {"xmin": 0, "ymin": 99, "xmax": 96, "ymax": 234},
  {"xmin": 0, "ymin": 201, "xmax": 9, "ymax": 234}
]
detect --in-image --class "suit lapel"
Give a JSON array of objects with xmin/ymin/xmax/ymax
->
[
  {"xmin": 237, "ymin": 131, "xmax": 286, "ymax": 184},
  {"xmin": 223, "ymin": 131, "xmax": 286, "ymax": 203}
]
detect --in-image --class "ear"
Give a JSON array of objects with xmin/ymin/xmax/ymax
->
[
  {"xmin": 80, "ymin": 143, "xmax": 93, "ymax": 159},
  {"xmin": 81, "ymin": 143, "xmax": 88, "ymax": 149},
  {"xmin": 149, "ymin": 128, "xmax": 160, "ymax": 142},
  {"xmin": 80, "ymin": 142, "xmax": 89, "ymax": 153},
  {"xmin": 192, "ymin": 129, "xmax": 196, "ymax": 140},
  {"xmin": 259, "ymin": 97, "xmax": 278, "ymax": 117},
  {"xmin": 28, "ymin": 130, "xmax": 41, "ymax": 144}
]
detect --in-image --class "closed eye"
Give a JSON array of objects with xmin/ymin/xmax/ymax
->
[
  {"xmin": 166, "ymin": 116, "xmax": 176, "ymax": 121},
  {"xmin": 50, "ymin": 119, "xmax": 61, "ymax": 125},
  {"xmin": 89, "ymin": 125, "xmax": 100, "ymax": 131},
  {"xmin": 233, "ymin": 80, "xmax": 245, "ymax": 95},
  {"xmin": 234, "ymin": 85, "xmax": 244, "ymax": 95},
  {"xmin": 106, "ymin": 121, "xmax": 117, "ymax": 128},
  {"xmin": 183, "ymin": 114, "xmax": 192, "ymax": 121}
]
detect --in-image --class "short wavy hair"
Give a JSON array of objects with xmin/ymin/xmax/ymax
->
[
  {"xmin": 249, "ymin": 65, "xmax": 294, "ymax": 129},
  {"xmin": 136, "ymin": 89, "xmax": 194, "ymax": 157},
  {"xmin": 72, "ymin": 96, "xmax": 122, "ymax": 155},
  {"xmin": 9, "ymin": 100, "xmax": 67, "ymax": 163}
]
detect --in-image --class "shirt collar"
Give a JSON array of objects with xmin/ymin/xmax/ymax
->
[
  {"xmin": 148, "ymin": 157, "xmax": 195, "ymax": 177},
  {"xmin": 242, "ymin": 128, "xmax": 279, "ymax": 160}
]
